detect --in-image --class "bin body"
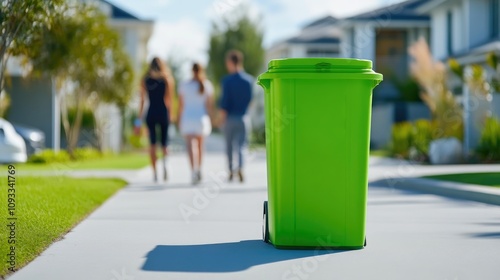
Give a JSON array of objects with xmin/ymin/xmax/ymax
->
[{"xmin": 258, "ymin": 58, "xmax": 382, "ymax": 249}]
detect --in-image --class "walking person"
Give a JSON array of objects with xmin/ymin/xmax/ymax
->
[
  {"xmin": 178, "ymin": 63, "xmax": 214, "ymax": 184},
  {"xmin": 137, "ymin": 57, "xmax": 174, "ymax": 182},
  {"xmin": 219, "ymin": 50, "xmax": 254, "ymax": 182}
]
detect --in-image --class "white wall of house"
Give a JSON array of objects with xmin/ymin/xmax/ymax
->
[
  {"xmin": 340, "ymin": 27, "xmax": 353, "ymax": 58},
  {"xmin": 353, "ymin": 24, "xmax": 376, "ymax": 62},
  {"xmin": 93, "ymin": 0, "xmax": 153, "ymax": 152},
  {"xmin": 452, "ymin": 4, "xmax": 465, "ymax": 54},
  {"xmin": 430, "ymin": 8, "xmax": 448, "ymax": 59},
  {"xmin": 429, "ymin": 2, "xmax": 467, "ymax": 59},
  {"xmin": 430, "ymin": 0, "xmax": 499, "ymax": 60},
  {"xmin": 111, "ymin": 21, "xmax": 152, "ymax": 74},
  {"xmin": 466, "ymin": 0, "xmax": 490, "ymax": 49},
  {"xmin": 289, "ymin": 45, "xmax": 306, "ymax": 57},
  {"xmin": 95, "ymin": 103, "xmax": 122, "ymax": 152},
  {"xmin": 100, "ymin": 22, "xmax": 151, "ymax": 152}
]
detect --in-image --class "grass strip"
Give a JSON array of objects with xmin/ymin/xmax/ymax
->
[
  {"xmin": 0, "ymin": 175, "xmax": 126, "ymax": 277},
  {"xmin": 424, "ymin": 173, "xmax": 500, "ymax": 188}
]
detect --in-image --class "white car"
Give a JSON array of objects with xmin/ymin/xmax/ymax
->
[{"xmin": 0, "ymin": 118, "xmax": 27, "ymax": 163}]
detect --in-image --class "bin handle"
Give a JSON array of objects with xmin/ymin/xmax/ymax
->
[{"xmin": 315, "ymin": 62, "xmax": 331, "ymax": 71}]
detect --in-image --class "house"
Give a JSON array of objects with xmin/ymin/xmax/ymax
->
[
  {"xmin": 341, "ymin": 0, "xmax": 430, "ymax": 100},
  {"xmin": 261, "ymin": 2, "xmax": 433, "ymax": 148},
  {"xmin": 266, "ymin": 16, "xmax": 342, "ymax": 61},
  {"xmin": 417, "ymin": 0, "xmax": 500, "ymax": 153},
  {"xmin": 254, "ymin": 16, "xmax": 343, "ymax": 134},
  {"xmin": 418, "ymin": 0, "xmax": 499, "ymax": 63},
  {"xmin": 93, "ymin": 0, "xmax": 154, "ymax": 152},
  {"xmin": 338, "ymin": 0, "xmax": 432, "ymax": 148},
  {"xmin": 5, "ymin": 0, "xmax": 153, "ymax": 152}
]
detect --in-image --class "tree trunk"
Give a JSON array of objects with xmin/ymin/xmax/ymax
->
[
  {"xmin": 67, "ymin": 90, "xmax": 85, "ymax": 158},
  {"xmin": 59, "ymin": 78, "xmax": 71, "ymax": 151},
  {"xmin": 119, "ymin": 105, "xmax": 127, "ymax": 153}
]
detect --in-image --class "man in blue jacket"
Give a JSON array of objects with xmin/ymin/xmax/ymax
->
[{"xmin": 219, "ymin": 50, "xmax": 253, "ymax": 182}]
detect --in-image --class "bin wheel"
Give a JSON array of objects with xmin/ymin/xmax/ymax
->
[
  {"xmin": 364, "ymin": 237, "xmax": 367, "ymax": 247},
  {"xmin": 262, "ymin": 201, "xmax": 269, "ymax": 243}
]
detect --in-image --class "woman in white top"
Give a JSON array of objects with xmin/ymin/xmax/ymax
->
[{"xmin": 177, "ymin": 63, "xmax": 214, "ymax": 183}]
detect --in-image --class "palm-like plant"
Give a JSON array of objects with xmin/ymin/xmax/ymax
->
[{"xmin": 408, "ymin": 37, "xmax": 463, "ymax": 139}]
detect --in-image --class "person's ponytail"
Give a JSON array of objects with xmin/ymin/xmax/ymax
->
[{"xmin": 192, "ymin": 63, "xmax": 205, "ymax": 95}]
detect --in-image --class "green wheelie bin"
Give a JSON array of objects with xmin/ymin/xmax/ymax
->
[{"xmin": 257, "ymin": 58, "xmax": 382, "ymax": 249}]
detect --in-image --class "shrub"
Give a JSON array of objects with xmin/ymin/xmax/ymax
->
[
  {"xmin": 390, "ymin": 122, "xmax": 413, "ymax": 158},
  {"xmin": 73, "ymin": 147, "xmax": 102, "ymax": 161},
  {"xmin": 411, "ymin": 119, "xmax": 434, "ymax": 160},
  {"xmin": 28, "ymin": 149, "xmax": 71, "ymax": 164},
  {"xmin": 28, "ymin": 148, "xmax": 103, "ymax": 164},
  {"xmin": 476, "ymin": 117, "xmax": 500, "ymax": 162},
  {"xmin": 251, "ymin": 127, "xmax": 266, "ymax": 146},
  {"xmin": 390, "ymin": 118, "xmax": 464, "ymax": 161},
  {"xmin": 65, "ymin": 107, "xmax": 96, "ymax": 129}
]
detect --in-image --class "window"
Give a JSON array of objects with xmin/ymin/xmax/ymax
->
[
  {"xmin": 447, "ymin": 11, "xmax": 453, "ymax": 56},
  {"xmin": 490, "ymin": 0, "xmax": 500, "ymax": 39}
]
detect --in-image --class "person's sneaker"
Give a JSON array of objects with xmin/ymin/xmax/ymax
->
[
  {"xmin": 192, "ymin": 172, "xmax": 199, "ymax": 185},
  {"xmin": 153, "ymin": 172, "xmax": 158, "ymax": 183},
  {"xmin": 237, "ymin": 169, "xmax": 244, "ymax": 183},
  {"xmin": 163, "ymin": 167, "xmax": 168, "ymax": 182},
  {"xmin": 196, "ymin": 170, "xmax": 202, "ymax": 182},
  {"xmin": 227, "ymin": 171, "xmax": 234, "ymax": 182}
]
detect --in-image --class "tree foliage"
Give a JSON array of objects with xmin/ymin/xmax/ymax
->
[
  {"xmin": 24, "ymin": 1, "xmax": 134, "ymax": 155},
  {"xmin": 207, "ymin": 7, "xmax": 264, "ymax": 92},
  {"xmin": 0, "ymin": 0, "xmax": 64, "ymax": 93}
]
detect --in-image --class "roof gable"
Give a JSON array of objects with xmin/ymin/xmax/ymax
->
[
  {"xmin": 100, "ymin": 0, "xmax": 140, "ymax": 20},
  {"xmin": 347, "ymin": 0, "xmax": 430, "ymax": 21},
  {"xmin": 303, "ymin": 16, "xmax": 339, "ymax": 28}
]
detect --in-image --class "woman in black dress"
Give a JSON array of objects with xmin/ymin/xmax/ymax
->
[{"xmin": 138, "ymin": 57, "xmax": 174, "ymax": 182}]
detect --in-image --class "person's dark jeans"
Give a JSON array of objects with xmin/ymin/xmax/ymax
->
[{"xmin": 224, "ymin": 117, "xmax": 247, "ymax": 172}]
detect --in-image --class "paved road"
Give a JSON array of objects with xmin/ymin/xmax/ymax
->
[{"xmin": 9, "ymin": 137, "xmax": 500, "ymax": 280}]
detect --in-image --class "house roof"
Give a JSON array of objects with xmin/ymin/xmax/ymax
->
[
  {"xmin": 101, "ymin": 0, "xmax": 142, "ymax": 21},
  {"xmin": 303, "ymin": 16, "xmax": 339, "ymax": 28},
  {"xmin": 346, "ymin": 0, "xmax": 430, "ymax": 21},
  {"xmin": 416, "ymin": 0, "xmax": 450, "ymax": 13},
  {"xmin": 451, "ymin": 39, "xmax": 500, "ymax": 64},
  {"xmin": 286, "ymin": 36, "xmax": 340, "ymax": 44}
]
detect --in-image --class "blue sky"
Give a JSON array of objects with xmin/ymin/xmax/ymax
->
[{"xmin": 107, "ymin": 0, "xmax": 401, "ymax": 75}]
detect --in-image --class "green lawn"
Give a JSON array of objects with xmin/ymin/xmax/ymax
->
[
  {"xmin": 8, "ymin": 153, "xmax": 149, "ymax": 172},
  {"xmin": 424, "ymin": 173, "xmax": 500, "ymax": 188},
  {"xmin": 0, "ymin": 175, "xmax": 126, "ymax": 277}
]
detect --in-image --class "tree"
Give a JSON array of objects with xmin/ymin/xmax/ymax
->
[
  {"xmin": 26, "ymin": 2, "xmax": 134, "ymax": 156},
  {"xmin": 0, "ymin": 0, "xmax": 64, "ymax": 94},
  {"xmin": 97, "ymin": 46, "xmax": 135, "ymax": 152},
  {"xmin": 207, "ymin": 6, "xmax": 264, "ymax": 95}
]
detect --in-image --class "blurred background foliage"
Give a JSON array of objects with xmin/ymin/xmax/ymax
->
[{"xmin": 207, "ymin": 6, "xmax": 265, "ymax": 98}]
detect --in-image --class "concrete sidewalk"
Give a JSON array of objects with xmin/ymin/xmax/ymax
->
[{"xmin": 8, "ymin": 143, "xmax": 500, "ymax": 280}]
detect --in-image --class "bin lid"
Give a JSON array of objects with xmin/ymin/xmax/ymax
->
[
  {"xmin": 266, "ymin": 58, "xmax": 375, "ymax": 74},
  {"xmin": 258, "ymin": 58, "xmax": 383, "ymax": 83}
]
